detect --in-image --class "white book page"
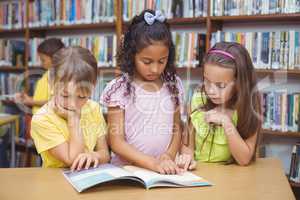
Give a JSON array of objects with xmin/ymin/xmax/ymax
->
[{"xmin": 123, "ymin": 166, "xmax": 207, "ymax": 188}]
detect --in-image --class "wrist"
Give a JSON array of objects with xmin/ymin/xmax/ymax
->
[
  {"xmin": 91, "ymin": 152, "xmax": 101, "ymax": 161},
  {"xmin": 149, "ymin": 157, "xmax": 160, "ymax": 171},
  {"xmin": 223, "ymin": 119, "xmax": 236, "ymax": 136},
  {"xmin": 160, "ymin": 152, "xmax": 172, "ymax": 161},
  {"xmin": 181, "ymin": 144, "xmax": 194, "ymax": 155},
  {"xmin": 67, "ymin": 114, "xmax": 80, "ymax": 125}
]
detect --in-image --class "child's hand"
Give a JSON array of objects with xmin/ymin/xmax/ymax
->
[
  {"xmin": 155, "ymin": 153, "xmax": 183, "ymax": 175},
  {"xmin": 52, "ymin": 98, "xmax": 81, "ymax": 121},
  {"xmin": 175, "ymin": 144, "xmax": 197, "ymax": 171},
  {"xmin": 71, "ymin": 152, "xmax": 100, "ymax": 172},
  {"xmin": 175, "ymin": 154, "xmax": 197, "ymax": 171},
  {"xmin": 204, "ymin": 109, "xmax": 232, "ymax": 126}
]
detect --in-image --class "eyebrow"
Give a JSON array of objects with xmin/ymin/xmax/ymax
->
[
  {"xmin": 141, "ymin": 56, "xmax": 168, "ymax": 60},
  {"xmin": 203, "ymin": 76, "xmax": 228, "ymax": 84}
]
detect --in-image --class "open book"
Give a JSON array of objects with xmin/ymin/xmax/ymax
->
[{"xmin": 63, "ymin": 164, "xmax": 212, "ymax": 192}]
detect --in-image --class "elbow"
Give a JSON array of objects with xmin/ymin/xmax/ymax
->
[
  {"xmin": 236, "ymin": 157, "xmax": 252, "ymax": 166},
  {"xmin": 63, "ymin": 157, "xmax": 76, "ymax": 167},
  {"xmin": 109, "ymin": 136, "xmax": 122, "ymax": 154}
]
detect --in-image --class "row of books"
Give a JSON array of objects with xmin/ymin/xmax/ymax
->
[
  {"xmin": 28, "ymin": 0, "xmax": 115, "ymax": 28},
  {"xmin": 211, "ymin": 0, "xmax": 300, "ymax": 16},
  {"xmin": 262, "ymin": 92, "xmax": 300, "ymax": 132},
  {"xmin": 0, "ymin": 73, "xmax": 23, "ymax": 96},
  {"xmin": 172, "ymin": 32, "xmax": 204, "ymax": 68},
  {"xmin": 0, "ymin": 1, "xmax": 26, "ymax": 30},
  {"xmin": 29, "ymin": 35, "xmax": 117, "ymax": 67},
  {"xmin": 211, "ymin": 30, "xmax": 300, "ymax": 70},
  {"xmin": 289, "ymin": 144, "xmax": 300, "ymax": 183},
  {"xmin": 123, "ymin": 0, "xmax": 207, "ymax": 21},
  {"xmin": 27, "ymin": 31, "xmax": 204, "ymax": 68},
  {"xmin": 14, "ymin": 151, "xmax": 42, "ymax": 168},
  {"xmin": 0, "ymin": 40, "xmax": 26, "ymax": 67}
]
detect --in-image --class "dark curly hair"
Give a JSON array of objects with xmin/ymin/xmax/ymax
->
[{"xmin": 113, "ymin": 9, "xmax": 180, "ymax": 106}]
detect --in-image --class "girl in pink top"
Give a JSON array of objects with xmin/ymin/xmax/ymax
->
[{"xmin": 100, "ymin": 9, "xmax": 185, "ymax": 175}]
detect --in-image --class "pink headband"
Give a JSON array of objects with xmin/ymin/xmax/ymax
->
[{"xmin": 208, "ymin": 49, "xmax": 235, "ymax": 60}]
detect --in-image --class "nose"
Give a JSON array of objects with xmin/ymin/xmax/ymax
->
[
  {"xmin": 67, "ymin": 98, "xmax": 77, "ymax": 109},
  {"xmin": 150, "ymin": 63, "xmax": 159, "ymax": 74},
  {"xmin": 206, "ymin": 84, "xmax": 218, "ymax": 96}
]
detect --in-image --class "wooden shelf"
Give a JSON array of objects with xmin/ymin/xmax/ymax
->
[
  {"xmin": 0, "ymin": 67, "xmax": 25, "ymax": 73},
  {"xmin": 262, "ymin": 129, "xmax": 300, "ymax": 138},
  {"xmin": 123, "ymin": 17, "xmax": 206, "ymax": 27},
  {"xmin": 0, "ymin": 28, "xmax": 26, "ymax": 35},
  {"xmin": 210, "ymin": 13, "xmax": 300, "ymax": 23},
  {"xmin": 29, "ymin": 22, "xmax": 115, "ymax": 33},
  {"xmin": 256, "ymin": 69, "xmax": 300, "ymax": 76},
  {"xmin": 176, "ymin": 67, "xmax": 202, "ymax": 74},
  {"xmin": 97, "ymin": 67, "xmax": 122, "ymax": 76},
  {"xmin": 175, "ymin": 68, "xmax": 300, "ymax": 77},
  {"xmin": 290, "ymin": 181, "xmax": 300, "ymax": 188},
  {"xmin": 167, "ymin": 17, "xmax": 206, "ymax": 25}
]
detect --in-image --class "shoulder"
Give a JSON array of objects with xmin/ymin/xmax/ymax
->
[
  {"xmin": 100, "ymin": 75, "xmax": 131, "ymax": 109},
  {"xmin": 191, "ymin": 90, "xmax": 206, "ymax": 112},
  {"xmin": 31, "ymin": 102, "xmax": 59, "ymax": 127},
  {"xmin": 39, "ymin": 70, "xmax": 49, "ymax": 83},
  {"xmin": 175, "ymin": 75, "xmax": 184, "ymax": 95}
]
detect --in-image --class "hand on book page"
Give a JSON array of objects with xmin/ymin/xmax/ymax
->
[
  {"xmin": 63, "ymin": 164, "xmax": 212, "ymax": 192},
  {"xmin": 122, "ymin": 165, "xmax": 208, "ymax": 187}
]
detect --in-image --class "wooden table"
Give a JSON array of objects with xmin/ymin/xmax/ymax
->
[
  {"xmin": 0, "ymin": 158, "xmax": 295, "ymax": 200},
  {"xmin": 0, "ymin": 114, "xmax": 19, "ymax": 167}
]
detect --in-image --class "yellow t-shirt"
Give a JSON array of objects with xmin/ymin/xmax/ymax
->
[
  {"xmin": 190, "ymin": 92, "xmax": 238, "ymax": 162},
  {"xmin": 31, "ymin": 100, "xmax": 107, "ymax": 168},
  {"xmin": 32, "ymin": 71, "xmax": 52, "ymax": 114}
]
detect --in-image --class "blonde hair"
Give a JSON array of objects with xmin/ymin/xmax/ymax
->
[{"xmin": 51, "ymin": 46, "xmax": 98, "ymax": 93}]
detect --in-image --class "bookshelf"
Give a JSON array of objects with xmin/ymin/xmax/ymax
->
[
  {"xmin": 210, "ymin": 13, "xmax": 300, "ymax": 23},
  {"xmin": 0, "ymin": 0, "xmax": 300, "ymax": 173},
  {"xmin": 290, "ymin": 181, "xmax": 300, "ymax": 188},
  {"xmin": 262, "ymin": 130, "xmax": 300, "ymax": 138},
  {"xmin": 0, "ymin": 67, "xmax": 25, "ymax": 73}
]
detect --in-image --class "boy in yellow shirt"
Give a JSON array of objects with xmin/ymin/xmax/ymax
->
[
  {"xmin": 15, "ymin": 38, "xmax": 65, "ymax": 114},
  {"xmin": 31, "ymin": 47, "xmax": 110, "ymax": 170}
]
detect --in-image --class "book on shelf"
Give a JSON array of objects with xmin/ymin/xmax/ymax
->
[
  {"xmin": 262, "ymin": 92, "xmax": 300, "ymax": 132},
  {"xmin": 172, "ymin": 32, "xmax": 203, "ymax": 68},
  {"xmin": 0, "ymin": 40, "xmax": 26, "ymax": 68},
  {"xmin": 211, "ymin": 30, "xmax": 300, "ymax": 70},
  {"xmin": 0, "ymin": 73, "xmax": 24, "ymax": 97},
  {"xmin": 63, "ymin": 163, "xmax": 211, "ymax": 192},
  {"xmin": 289, "ymin": 143, "xmax": 300, "ymax": 183},
  {"xmin": 211, "ymin": 0, "xmax": 300, "ymax": 16},
  {"xmin": 123, "ymin": 0, "xmax": 207, "ymax": 22},
  {"xmin": 92, "ymin": 73, "xmax": 115, "ymax": 104},
  {"xmin": 0, "ymin": 1, "xmax": 25, "ymax": 30},
  {"xmin": 28, "ymin": 0, "xmax": 115, "ymax": 28},
  {"xmin": 29, "ymin": 35, "xmax": 117, "ymax": 67}
]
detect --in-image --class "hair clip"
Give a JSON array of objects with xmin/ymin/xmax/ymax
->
[
  {"xmin": 144, "ymin": 10, "xmax": 166, "ymax": 25},
  {"xmin": 208, "ymin": 49, "xmax": 235, "ymax": 60}
]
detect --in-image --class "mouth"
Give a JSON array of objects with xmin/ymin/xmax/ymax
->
[
  {"xmin": 146, "ymin": 74, "xmax": 159, "ymax": 80},
  {"xmin": 210, "ymin": 97, "xmax": 222, "ymax": 104},
  {"xmin": 62, "ymin": 106, "xmax": 76, "ymax": 112}
]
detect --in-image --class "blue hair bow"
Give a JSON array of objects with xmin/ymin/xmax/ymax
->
[{"xmin": 144, "ymin": 10, "xmax": 166, "ymax": 25}]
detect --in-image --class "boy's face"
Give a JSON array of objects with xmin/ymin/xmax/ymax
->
[
  {"xmin": 38, "ymin": 53, "xmax": 52, "ymax": 69},
  {"xmin": 54, "ymin": 82, "xmax": 92, "ymax": 117},
  {"xmin": 203, "ymin": 63, "xmax": 236, "ymax": 105},
  {"xmin": 134, "ymin": 42, "xmax": 169, "ymax": 82}
]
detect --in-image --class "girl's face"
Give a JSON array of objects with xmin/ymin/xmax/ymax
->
[
  {"xmin": 203, "ymin": 63, "xmax": 236, "ymax": 105},
  {"xmin": 38, "ymin": 53, "xmax": 52, "ymax": 69},
  {"xmin": 134, "ymin": 42, "xmax": 169, "ymax": 82},
  {"xmin": 54, "ymin": 82, "xmax": 91, "ymax": 117}
]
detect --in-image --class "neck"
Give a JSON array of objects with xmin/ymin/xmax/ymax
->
[{"xmin": 133, "ymin": 73, "xmax": 163, "ymax": 92}]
